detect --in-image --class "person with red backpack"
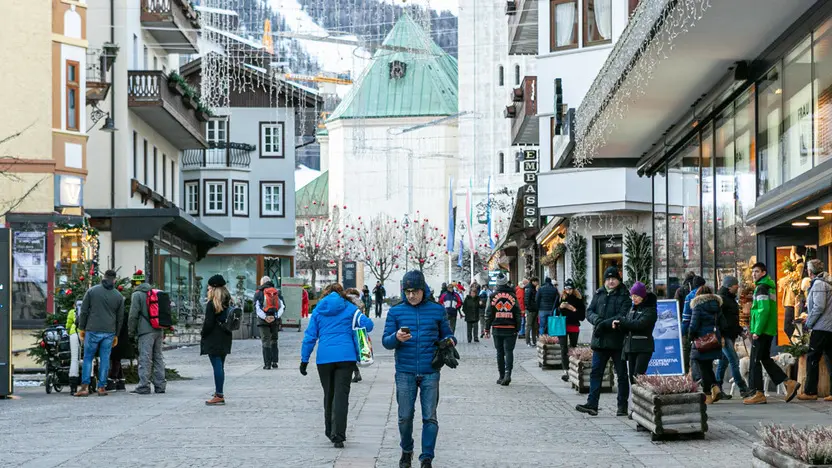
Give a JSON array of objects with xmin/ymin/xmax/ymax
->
[
  {"xmin": 128, "ymin": 270, "xmax": 168, "ymax": 395},
  {"xmin": 254, "ymin": 276, "xmax": 284, "ymax": 369}
]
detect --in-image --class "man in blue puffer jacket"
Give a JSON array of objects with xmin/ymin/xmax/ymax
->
[{"xmin": 383, "ymin": 270, "xmax": 456, "ymax": 468}]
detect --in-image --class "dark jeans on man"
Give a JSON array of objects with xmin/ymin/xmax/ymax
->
[
  {"xmin": 626, "ymin": 352, "xmax": 652, "ymax": 384},
  {"xmin": 804, "ymin": 330, "xmax": 832, "ymax": 395},
  {"xmin": 586, "ymin": 349, "xmax": 629, "ymax": 410},
  {"xmin": 208, "ymin": 354, "xmax": 226, "ymax": 395},
  {"xmin": 375, "ymin": 299, "xmax": 383, "ymax": 318},
  {"xmin": 396, "ymin": 372, "xmax": 440, "ymax": 462},
  {"xmin": 525, "ymin": 311, "xmax": 539, "ymax": 344},
  {"xmin": 466, "ymin": 321, "xmax": 479, "ymax": 343},
  {"xmin": 447, "ymin": 313, "xmax": 458, "ymax": 335},
  {"xmin": 258, "ymin": 321, "xmax": 279, "ymax": 366},
  {"xmin": 317, "ymin": 361, "xmax": 355, "ymax": 443},
  {"xmin": 559, "ymin": 331, "xmax": 579, "ymax": 370},
  {"xmin": 750, "ymin": 333, "xmax": 788, "ymax": 392},
  {"xmin": 493, "ymin": 333, "xmax": 518, "ymax": 376},
  {"xmin": 716, "ymin": 336, "xmax": 748, "ymax": 392}
]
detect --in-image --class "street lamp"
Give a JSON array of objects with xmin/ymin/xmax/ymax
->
[{"xmin": 403, "ymin": 214, "xmax": 411, "ymax": 271}]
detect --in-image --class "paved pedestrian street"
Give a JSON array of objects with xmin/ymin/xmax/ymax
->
[{"xmin": 3, "ymin": 318, "xmax": 831, "ymax": 468}]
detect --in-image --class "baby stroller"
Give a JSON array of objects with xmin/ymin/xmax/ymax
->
[{"xmin": 40, "ymin": 325, "xmax": 72, "ymax": 394}]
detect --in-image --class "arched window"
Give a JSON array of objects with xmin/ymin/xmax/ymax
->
[
  {"xmin": 498, "ymin": 66, "xmax": 504, "ymax": 86},
  {"xmin": 515, "ymin": 65, "xmax": 521, "ymax": 85},
  {"xmin": 498, "ymin": 152, "xmax": 505, "ymax": 174}
]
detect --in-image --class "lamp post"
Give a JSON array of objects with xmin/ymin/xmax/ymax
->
[{"xmin": 403, "ymin": 214, "xmax": 411, "ymax": 272}]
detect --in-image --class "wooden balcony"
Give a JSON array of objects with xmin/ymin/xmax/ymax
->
[
  {"xmin": 127, "ymin": 70, "xmax": 207, "ymax": 149},
  {"xmin": 141, "ymin": 0, "xmax": 199, "ymax": 54}
]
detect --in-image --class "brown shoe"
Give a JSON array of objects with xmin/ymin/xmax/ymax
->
[
  {"xmin": 205, "ymin": 394, "xmax": 225, "ymax": 406},
  {"xmin": 783, "ymin": 380, "xmax": 801, "ymax": 402},
  {"xmin": 824, "ymin": 395, "xmax": 832, "ymax": 402},
  {"xmin": 74, "ymin": 385, "xmax": 90, "ymax": 397},
  {"xmin": 705, "ymin": 394, "xmax": 714, "ymax": 405},
  {"xmin": 710, "ymin": 386, "xmax": 721, "ymax": 404},
  {"xmin": 97, "ymin": 387, "xmax": 109, "ymax": 397},
  {"xmin": 743, "ymin": 391, "xmax": 767, "ymax": 405},
  {"xmin": 797, "ymin": 393, "xmax": 818, "ymax": 401}
]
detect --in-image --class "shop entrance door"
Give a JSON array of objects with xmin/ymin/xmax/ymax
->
[
  {"xmin": 263, "ymin": 257, "xmax": 283, "ymax": 288},
  {"xmin": 595, "ymin": 236, "xmax": 623, "ymax": 290}
]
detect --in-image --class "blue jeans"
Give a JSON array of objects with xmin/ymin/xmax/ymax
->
[
  {"xmin": 586, "ymin": 349, "xmax": 629, "ymax": 410},
  {"xmin": 716, "ymin": 337, "xmax": 747, "ymax": 392},
  {"xmin": 81, "ymin": 332, "xmax": 115, "ymax": 387},
  {"xmin": 539, "ymin": 312, "xmax": 552, "ymax": 335},
  {"xmin": 396, "ymin": 372, "xmax": 440, "ymax": 462},
  {"xmin": 208, "ymin": 355, "xmax": 226, "ymax": 395},
  {"xmin": 519, "ymin": 316, "xmax": 526, "ymax": 336}
]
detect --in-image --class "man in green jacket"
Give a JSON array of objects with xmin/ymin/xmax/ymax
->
[
  {"xmin": 128, "ymin": 270, "xmax": 166, "ymax": 395},
  {"xmin": 744, "ymin": 262, "xmax": 800, "ymax": 405}
]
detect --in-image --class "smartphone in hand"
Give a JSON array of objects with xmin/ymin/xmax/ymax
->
[{"xmin": 400, "ymin": 327, "xmax": 411, "ymax": 334}]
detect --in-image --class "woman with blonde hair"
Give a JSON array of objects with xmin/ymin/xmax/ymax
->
[{"xmin": 200, "ymin": 275, "xmax": 233, "ymax": 406}]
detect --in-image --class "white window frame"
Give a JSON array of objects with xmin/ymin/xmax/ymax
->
[
  {"xmin": 260, "ymin": 182, "xmax": 284, "ymax": 217},
  {"xmin": 206, "ymin": 119, "xmax": 227, "ymax": 146},
  {"xmin": 232, "ymin": 181, "xmax": 248, "ymax": 216},
  {"xmin": 184, "ymin": 181, "xmax": 199, "ymax": 215},
  {"xmin": 260, "ymin": 122, "xmax": 284, "ymax": 158},
  {"xmin": 204, "ymin": 180, "xmax": 226, "ymax": 215}
]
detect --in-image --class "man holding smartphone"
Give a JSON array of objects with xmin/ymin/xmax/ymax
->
[{"xmin": 383, "ymin": 270, "xmax": 456, "ymax": 468}]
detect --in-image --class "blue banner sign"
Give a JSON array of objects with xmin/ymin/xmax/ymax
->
[{"xmin": 646, "ymin": 299, "xmax": 685, "ymax": 376}]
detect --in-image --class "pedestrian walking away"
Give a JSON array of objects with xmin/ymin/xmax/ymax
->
[
  {"xmin": 439, "ymin": 284, "xmax": 462, "ymax": 335},
  {"xmin": 798, "ymin": 259, "xmax": 832, "ymax": 401},
  {"xmin": 682, "ymin": 275, "xmax": 706, "ymax": 379},
  {"xmin": 75, "ymin": 269, "xmax": 125, "ymax": 397},
  {"xmin": 688, "ymin": 286, "xmax": 726, "ymax": 404},
  {"xmin": 373, "ymin": 281, "xmax": 387, "ymax": 318},
  {"xmin": 254, "ymin": 276, "xmax": 284, "ymax": 369},
  {"xmin": 361, "ymin": 285, "xmax": 373, "ymax": 316},
  {"xmin": 478, "ymin": 284, "xmax": 491, "ymax": 338},
  {"xmin": 462, "ymin": 284, "xmax": 481, "ymax": 343},
  {"xmin": 716, "ymin": 276, "xmax": 748, "ymax": 399},
  {"xmin": 383, "ymin": 270, "xmax": 456, "ymax": 468},
  {"xmin": 615, "ymin": 282, "xmax": 656, "ymax": 384},
  {"xmin": 744, "ymin": 263, "xmax": 800, "ymax": 405},
  {"xmin": 515, "ymin": 279, "xmax": 527, "ymax": 338},
  {"xmin": 301, "ymin": 284, "xmax": 374, "ymax": 448},
  {"xmin": 484, "ymin": 273, "xmax": 522, "ymax": 386},
  {"xmin": 576, "ymin": 267, "xmax": 631, "ymax": 417},
  {"xmin": 536, "ymin": 277, "xmax": 559, "ymax": 336},
  {"xmin": 301, "ymin": 286, "xmax": 310, "ymax": 319},
  {"xmin": 128, "ymin": 270, "xmax": 167, "ymax": 395},
  {"xmin": 201, "ymin": 275, "xmax": 233, "ymax": 406},
  {"xmin": 557, "ymin": 279, "xmax": 586, "ymax": 382},
  {"xmin": 524, "ymin": 278, "xmax": 540, "ymax": 346}
]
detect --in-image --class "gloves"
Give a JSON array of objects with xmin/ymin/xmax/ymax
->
[{"xmin": 299, "ymin": 362, "xmax": 308, "ymax": 376}]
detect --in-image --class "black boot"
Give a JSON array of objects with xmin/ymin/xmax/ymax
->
[
  {"xmin": 271, "ymin": 343, "xmax": 279, "ymax": 368},
  {"xmin": 262, "ymin": 348, "xmax": 272, "ymax": 370},
  {"xmin": 69, "ymin": 376, "xmax": 79, "ymax": 395},
  {"xmin": 399, "ymin": 452, "xmax": 413, "ymax": 468},
  {"xmin": 501, "ymin": 371, "xmax": 512, "ymax": 386},
  {"xmin": 116, "ymin": 380, "xmax": 126, "ymax": 391},
  {"xmin": 352, "ymin": 368, "xmax": 363, "ymax": 383}
]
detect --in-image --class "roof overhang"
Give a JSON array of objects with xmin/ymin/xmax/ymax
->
[{"xmin": 574, "ymin": 0, "xmax": 818, "ymax": 166}]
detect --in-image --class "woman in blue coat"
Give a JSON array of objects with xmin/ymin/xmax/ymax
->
[
  {"xmin": 689, "ymin": 285, "xmax": 726, "ymax": 405},
  {"xmin": 300, "ymin": 284, "xmax": 374, "ymax": 448}
]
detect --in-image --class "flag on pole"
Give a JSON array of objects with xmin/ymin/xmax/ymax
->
[
  {"xmin": 457, "ymin": 239, "xmax": 464, "ymax": 267},
  {"xmin": 447, "ymin": 177, "xmax": 454, "ymax": 253},
  {"xmin": 466, "ymin": 179, "xmax": 475, "ymax": 250},
  {"xmin": 487, "ymin": 176, "xmax": 494, "ymax": 249}
]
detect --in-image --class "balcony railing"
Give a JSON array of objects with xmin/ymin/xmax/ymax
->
[
  {"xmin": 128, "ymin": 70, "xmax": 207, "ymax": 149},
  {"xmin": 141, "ymin": 0, "xmax": 199, "ymax": 54},
  {"xmin": 508, "ymin": 76, "xmax": 539, "ymax": 145},
  {"xmin": 507, "ymin": 0, "xmax": 537, "ymax": 55},
  {"xmin": 182, "ymin": 142, "xmax": 255, "ymax": 170}
]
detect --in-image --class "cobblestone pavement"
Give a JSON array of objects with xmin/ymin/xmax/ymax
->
[{"xmin": 3, "ymin": 313, "xmax": 832, "ymax": 468}]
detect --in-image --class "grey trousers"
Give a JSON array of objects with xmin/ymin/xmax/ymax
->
[
  {"xmin": 259, "ymin": 322, "xmax": 279, "ymax": 364},
  {"xmin": 136, "ymin": 330, "xmax": 166, "ymax": 392}
]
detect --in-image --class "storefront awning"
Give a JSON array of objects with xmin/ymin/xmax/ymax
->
[
  {"xmin": 747, "ymin": 160, "xmax": 832, "ymax": 232},
  {"xmin": 86, "ymin": 208, "xmax": 224, "ymax": 260}
]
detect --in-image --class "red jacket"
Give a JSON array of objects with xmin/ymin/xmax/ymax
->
[
  {"xmin": 516, "ymin": 286, "xmax": 526, "ymax": 314},
  {"xmin": 301, "ymin": 289, "xmax": 309, "ymax": 315}
]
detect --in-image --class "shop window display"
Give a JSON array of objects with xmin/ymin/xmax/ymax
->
[
  {"xmin": 758, "ymin": 65, "xmax": 782, "ymax": 194},
  {"xmin": 782, "ymin": 37, "xmax": 813, "ymax": 183},
  {"xmin": 701, "ymin": 124, "xmax": 716, "ymax": 286},
  {"xmin": 195, "ymin": 255, "xmax": 257, "ymax": 300},
  {"xmin": 667, "ymin": 137, "xmax": 701, "ymax": 288}
]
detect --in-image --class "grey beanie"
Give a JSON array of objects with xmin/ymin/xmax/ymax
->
[
  {"xmin": 721, "ymin": 276, "xmax": 739, "ymax": 288},
  {"xmin": 495, "ymin": 272, "xmax": 509, "ymax": 286}
]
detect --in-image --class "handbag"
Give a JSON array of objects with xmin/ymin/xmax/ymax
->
[
  {"xmin": 548, "ymin": 314, "xmax": 567, "ymax": 337},
  {"xmin": 353, "ymin": 311, "xmax": 374, "ymax": 367}
]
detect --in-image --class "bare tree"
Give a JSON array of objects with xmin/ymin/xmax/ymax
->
[
  {"xmin": 404, "ymin": 212, "xmax": 445, "ymax": 274},
  {"xmin": 346, "ymin": 214, "xmax": 403, "ymax": 285},
  {"xmin": 0, "ymin": 124, "xmax": 48, "ymax": 217},
  {"xmin": 295, "ymin": 207, "xmax": 343, "ymax": 293}
]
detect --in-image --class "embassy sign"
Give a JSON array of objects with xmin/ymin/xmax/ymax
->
[{"xmin": 522, "ymin": 150, "xmax": 539, "ymax": 230}]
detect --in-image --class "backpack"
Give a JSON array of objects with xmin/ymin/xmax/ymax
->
[
  {"xmin": 263, "ymin": 287, "xmax": 281, "ymax": 316},
  {"xmin": 146, "ymin": 289, "xmax": 173, "ymax": 329},
  {"xmin": 218, "ymin": 304, "xmax": 242, "ymax": 333}
]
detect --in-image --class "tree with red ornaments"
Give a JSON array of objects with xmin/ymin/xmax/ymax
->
[
  {"xmin": 345, "ymin": 213, "xmax": 403, "ymax": 286},
  {"xmin": 402, "ymin": 212, "xmax": 446, "ymax": 274}
]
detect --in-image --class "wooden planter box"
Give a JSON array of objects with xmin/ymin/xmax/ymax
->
[
  {"xmin": 796, "ymin": 355, "xmax": 831, "ymax": 398},
  {"xmin": 752, "ymin": 443, "xmax": 832, "ymax": 468},
  {"xmin": 567, "ymin": 355, "xmax": 613, "ymax": 393},
  {"xmin": 537, "ymin": 342, "xmax": 563, "ymax": 369},
  {"xmin": 630, "ymin": 384, "xmax": 707, "ymax": 441}
]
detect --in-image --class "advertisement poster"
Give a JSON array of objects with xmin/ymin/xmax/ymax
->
[
  {"xmin": 13, "ymin": 231, "xmax": 46, "ymax": 283},
  {"xmin": 646, "ymin": 299, "xmax": 685, "ymax": 376}
]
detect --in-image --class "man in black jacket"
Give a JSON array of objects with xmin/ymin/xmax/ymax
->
[
  {"xmin": 254, "ymin": 276, "xmax": 284, "ymax": 369},
  {"xmin": 524, "ymin": 278, "xmax": 540, "ymax": 346},
  {"xmin": 715, "ymin": 276, "xmax": 748, "ymax": 399},
  {"xmin": 373, "ymin": 281, "xmax": 386, "ymax": 318},
  {"xmin": 536, "ymin": 278, "xmax": 559, "ymax": 336},
  {"xmin": 576, "ymin": 267, "xmax": 632, "ymax": 416},
  {"xmin": 485, "ymin": 273, "xmax": 523, "ymax": 386}
]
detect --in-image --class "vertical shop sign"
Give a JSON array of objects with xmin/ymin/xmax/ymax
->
[{"xmin": 523, "ymin": 150, "xmax": 539, "ymax": 229}]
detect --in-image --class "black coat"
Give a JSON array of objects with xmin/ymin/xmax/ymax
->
[
  {"xmin": 524, "ymin": 284, "xmax": 538, "ymax": 313},
  {"xmin": 620, "ymin": 293, "xmax": 658, "ymax": 354},
  {"xmin": 689, "ymin": 294, "xmax": 726, "ymax": 361},
  {"xmin": 718, "ymin": 287, "xmax": 742, "ymax": 340},
  {"xmin": 462, "ymin": 295, "xmax": 480, "ymax": 322},
  {"xmin": 536, "ymin": 281, "xmax": 560, "ymax": 313},
  {"xmin": 200, "ymin": 300, "xmax": 233, "ymax": 356},
  {"xmin": 587, "ymin": 284, "xmax": 632, "ymax": 351},
  {"xmin": 485, "ymin": 285, "xmax": 523, "ymax": 335},
  {"xmin": 557, "ymin": 292, "xmax": 586, "ymax": 327}
]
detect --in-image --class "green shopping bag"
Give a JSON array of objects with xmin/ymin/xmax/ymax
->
[
  {"xmin": 353, "ymin": 311, "xmax": 374, "ymax": 367},
  {"xmin": 548, "ymin": 314, "xmax": 567, "ymax": 337}
]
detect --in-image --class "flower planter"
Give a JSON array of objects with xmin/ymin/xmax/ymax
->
[
  {"xmin": 183, "ymin": 95, "xmax": 197, "ymax": 110},
  {"xmin": 752, "ymin": 443, "xmax": 832, "ymax": 468},
  {"xmin": 567, "ymin": 355, "xmax": 613, "ymax": 393},
  {"xmin": 796, "ymin": 355, "xmax": 831, "ymax": 398},
  {"xmin": 196, "ymin": 110, "xmax": 210, "ymax": 122},
  {"xmin": 630, "ymin": 384, "xmax": 707, "ymax": 441},
  {"xmin": 167, "ymin": 78, "xmax": 185, "ymax": 96},
  {"xmin": 536, "ymin": 342, "xmax": 562, "ymax": 369}
]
